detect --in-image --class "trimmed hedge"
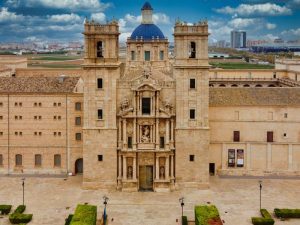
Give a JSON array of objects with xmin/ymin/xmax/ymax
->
[
  {"xmin": 182, "ymin": 216, "xmax": 188, "ymax": 225},
  {"xmin": 9, "ymin": 213, "xmax": 33, "ymax": 224},
  {"xmin": 251, "ymin": 209, "xmax": 274, "ymax": 225},
  {"xmin": 70, "ymin": 204, "xmax": 97, "ymax": 225},
  {"xmin": 0, "ymin": 205, "xmax": 12, "ymax": 215},
  {"xmin": 65, "ymin": 214, "xmax": 74, "ymax": 225},
  {"xmin": 14, "ymin": 205, "xmax": 26, "ymax": 214},
  {"xmin": 274, "ymin": 208, "xmax": 300, "ymax": 218},
  {"xmin": 195, "ymin": 205, "xmax": 221, "ymax": 225}
]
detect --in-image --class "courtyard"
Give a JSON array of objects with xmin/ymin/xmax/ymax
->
[{"xmin": 0, "ymin": 175, "xmax": 300, "ymax": 225}]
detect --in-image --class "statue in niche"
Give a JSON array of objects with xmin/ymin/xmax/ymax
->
[
  {"xmin": 159, "ymin": 166, "xmax": 165, "ymax": 179},
  {"xmin": 141, "ymin": 125, "xmax": 151, "ymax": 143},
  {"xmin": 127, "ymin": 166, "xmax": 133, "ymax": 179},
  {"xmin": 120, "ymin": 98, "xmax": 130, "ymax": 111}
]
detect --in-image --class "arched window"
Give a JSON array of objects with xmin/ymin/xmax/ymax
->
[
  {"xmin": 231, "ymin": 84, "xmax": 238, "ymax": 87},
  {"xmin": 35, "ymin": 154, "xmax": 42, "ymax": 166},
  {"xmin": 209, "ymin": 84, "xmax": 214, "ymax": 87},
  {"xmin": 97, "ymin": 41, "xmax": 104, "ymax": 58},
  {"xmin": 189, "ymin": 42, "xmax": 196, "ymax": 58},
  {"xmin": 15, "ymin": 154, "xmax": 22, "ymax": 166},
  {"xmin": 243, "ymin": 84, "xmax": 250, "ymax": 87},
  {"xmin": 54, "ymin": 154, "xmax": 61, "ymax": 167},
  {"xmin": 255, "ymin": 84, "xmax": 262, "ymax": 87},
  {"xmin": 268, "ymin": 84, "xmax": 275, "ymax": 87},
  {"xmin": 219, "ymin": 84, "xmax": 226, "ymax": 87}
]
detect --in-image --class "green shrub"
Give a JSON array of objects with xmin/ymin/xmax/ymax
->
[
  {"xmin": 0, "ymin": 205, "xmax": 12, "ymax": 215},
  {"xmin": 251, "ymin": 209, "xmax": 274, "ymax": 225},
  {"xmin": 195, "ymin": 205, "xmax": 221, "ymax": 225},
  {"xmin": 182, "ymin": 216, "xmax": 188, "ymax": 225},
  {"xmin": 14, "ymin": 205, "xmax": 26, "ymax": 214},
  {"xmin": 274, "ymin": 208, "xmax": 300, "ymax": 218},
  {"xmin": 70, "ymin": 204, "xmax": 97, "ymax": 225},
  {"xmin": 65, "ymin": 214, "xmax": 74, "ymax": 225},
  {"xmin": 9, "ymin": 213, "xmax": 32, "ymax": 224},
  {"xmin": 252, "ymin": 217, "xmax": 275, "ymax": 225}
]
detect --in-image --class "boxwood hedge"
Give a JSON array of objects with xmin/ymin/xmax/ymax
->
[
  {"xmin": 0, "ymin": 205, "xmax": 12, "ymax": 215},
  {"xmin": 70, "ymin": 204, "xmax": 97, "ymax": 225},
  {"xmin": 274, "ymin": 208, "xmax": 300, "ymax": 218},
  {"xmin": 182, "ymin": 216, "xmax": 188, "ymax": 225},
  {"xmin": 251, "ymin": 209, "xmax": 274, "ymax": 225},
  {"xmin": 14, "ymin": 205, "xmax": 26, "ymax": 214},
  {"xmin": 9, "ymin": 213, "xmax": 33, "ymax": 224}
]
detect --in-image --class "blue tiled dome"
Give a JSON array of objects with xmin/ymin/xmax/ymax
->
[
  {"xmin": 142, "ymin": 2, "xmax": 153, "ymax": 10},
  {"xmin": 130, "ymin": 24, "xmax": 165, "ymax": 40}
]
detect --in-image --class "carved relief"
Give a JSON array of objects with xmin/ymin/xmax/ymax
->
[
  {"xmin": 119, "ymin": 97, "xmax": 134, "ymax": 115},
  {"xmin": 141, "ymin": 125, "xmax": 150, "ymax": 143}
]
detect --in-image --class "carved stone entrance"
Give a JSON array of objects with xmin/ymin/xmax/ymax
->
[{"xmin": 139, "ymin": 165, "xmax": 153, "ymax": 191}]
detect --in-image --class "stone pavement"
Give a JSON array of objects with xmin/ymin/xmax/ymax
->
[{"xmin": 0, "ymin": 176, "xmax": 300, "ymax": 225}]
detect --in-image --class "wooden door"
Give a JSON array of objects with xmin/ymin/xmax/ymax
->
[{"xmin": 139, "ymin": 166, "xmax": 153, "ymax": 191}]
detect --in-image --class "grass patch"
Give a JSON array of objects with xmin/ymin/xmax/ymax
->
[
  {"xmin": 70, "ymin": 204, "xmax": 97, "ymax": 225},
  {"xmin": 195, "ymin": 205, "xmax": 222, "ymax": 225},
  {"xmin": 210, "ymin": 62, "xmax": 274, "ymax": 69}
]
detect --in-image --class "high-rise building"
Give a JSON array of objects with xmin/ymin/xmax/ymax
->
[{"xmin": 231, "ymin": 31, "xmax": 247, "ymax": 48}]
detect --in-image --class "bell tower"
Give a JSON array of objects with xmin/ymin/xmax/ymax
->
[
  {"xmin": 82, "ymin": 19, "xmax": 121, "ymax": 189},
  {"xmin": 173, "ymin": 20, "xmax": 210, "ymax": 188}
]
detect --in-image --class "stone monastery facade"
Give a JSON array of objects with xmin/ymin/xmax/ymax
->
[{"xmin": 0, "ymin": 2, "xmax": 300, "ymax": 192}]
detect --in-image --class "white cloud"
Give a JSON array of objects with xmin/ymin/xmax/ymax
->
[
  {"xmin": 0, "ymin": 7, "xmax": 24, "ymax": 22},
  {"xmin": 153, "ymin": 13, "xmax": 170, "ymax": 25},
  {"xmin": 262, "ymin": 34, "xmax": 279, "ymax": 41},
  {"xmin": 25, "ymin": 0, "xmax": 110, "ymax": 11},
  {"xmin": 216, "ymin": 3, "xmax": 292, "ymax": 16},
  {"xmin": 229, "ymin": 18, "xmax": 258, "ymax": 29},
  {"xmin": 266, "ymin": 23, "xmax": 276, "ymax": 29},
  {"xmin": 48, "ymin": 13, "xmax": 82, "ymax": 23},
  {"xmin": 91, "ymin": 12, "xmax": 106, "ymax": 23},
  {"xmin": 281, "ymin": 28, "xmax": 300, "ymax": 36}
]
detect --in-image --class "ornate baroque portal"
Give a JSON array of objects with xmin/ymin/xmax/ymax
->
[{"xmin": 117, "ymin": 71, "xmax": 176, "ymax": 192}]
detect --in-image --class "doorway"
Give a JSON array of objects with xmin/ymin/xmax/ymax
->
[
  {"xmin": 209, "ymin": 163, "xmax": 215, "ymax": 176},
  {"xmin": 75, "ymin": 158, "xmax": 83, "ymax": 174},
  {"xmin": 139, "ymin": 166, "xmax": 153, "ymax": 191}
]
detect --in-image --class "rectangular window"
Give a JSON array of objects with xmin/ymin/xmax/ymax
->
[
  {"xmin": 160, "ymin": 137, "xmax": 165, "ymax": 149},
  {"xmin": 233, "ymin": 131, "xmax": 240, "ymax": 142},
  {"xmin": 190, "ymin": 79, "xmax": 196, "ymax": 89},
  {"xmin": 98, "ymin": 155, "xmax": 103, "ymax": 161},
  {"xmin": 236, "ymin": 149, "xmax": 244, "ymax": 167},
  {"xmin": 98, "ymin": 109, "xmax": 103, "ymax": 120},
  {"xmin": 54, "ymin": 154, "xmax": 61, "ymax": 167},
  {"xmin": 75, "ymin": 117, "xmax": 81, "ymax": 126},
  {"xmin": 284, "ymin": 113, "xmax": 288, "ymax": 118},
  {"xmin": 189, "ymin": 155, "xmax": 195, "ymax": 162},
  {"xmin": 15, "ymin": 154, "xmax": 22, "ymax": 166},
  {"xmin": 144, "ymin": 51, "xmax": 150, "ymax": 61},
  {"xmin": 127, "ymin": 137, "xmax": 132, "ymax": 149},
  {"xmin": 0, "ymin": 102, "xmax": 3, "ymax": 107},
  {"xmin": 189, "ymin": 42, "xmax": 196, "ymax": 58},
  {"xmin": 97, "ymin": 78, "xmax": 103, "ymax": 89},
  {"xmin": 75, "ymin": 102, "xmax": 82, "ymax": 111},
  {"xmin": 159, "ymin": 50, "xmax": 164, "ymax": 60},
  {"xmin": 142, "ymin": 98, "xmax": 151, "ymax": 115},
  {"xmin": 0, "ymin": 154, "xmax": 3, "ymax": 166},
  {"xmin": 97, "ymin": 41, "xmax": 104, "ymax": 58},
  {"xmin": 228, "ymin": 149, "xmax": 235, "ymax": 167},
  {"xmin": 35, "ymin": 154, "xmax": 42, "ymax": 166},
  {"xmin": 131, "ymin": 51, "xmax": 136, "ymax": 60},
  {"xmin": 0, "ymin": 116, "xmax": 3, "ymax": 120},
  {"xmin": 0, "ymin": 132, "xmax": 3, "ymax": 136},
  {"xmin": 267, "ymin": 131, "xmax": 273, "ymax": 142},
  {"xmin": 75, "ymin": 133, "xmax": 82, "ymax": 141},
  {"xmin": 190, "ymin": 109, "xmax": 195, "ymax": 119}
]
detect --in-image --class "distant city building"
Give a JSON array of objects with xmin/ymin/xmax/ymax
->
[
  {"xmin": 231, "ymin": 31, "xmax": 246, "ymax": 48},
  {"xmin": 246, "ymin": 40, "xmax": 268, "ymax": 47},
  {"xmin": 216, "ymin": 40, "xmax": 226, "ymax": 48}
]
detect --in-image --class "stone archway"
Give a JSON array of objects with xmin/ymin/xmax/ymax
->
[{"xmin": 75, "ymin": 158, "xmax": 83, "ymax": 174}]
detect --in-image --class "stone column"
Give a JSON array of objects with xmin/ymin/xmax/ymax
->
[
  {"xmin": 170, "ymin": 119, "xmax": 174, "ymax": 148},
  {"xmin": 133, "ymin": 155, "xmax": 137, "ymax": 179},
  {"xmin": 165, "ymin": 119, "xmax": 170, "ymax": 150},
  {"xmin": 137, "ymin": 92, "xmax": 140, "ymax": 116},
  {"xmin": 165, "ymin": 156, "xmax": 169, "ymax": 179},
  {"xmin": 156, "ymin": 156, "xmax": 159, "ymax": 180},
  {"xmin": 133, "ymin": 118, "xmax": 137, "ymax": 150},
  {"xmin": 118, "ymin": 119, "xmax": 122, "ymax": 148},
  {"xmin": 118, "ymin": 153, "xmax": 122, "ymax": 179},
  {"xmin": 123, "ymin": 119, "xmax": 127, "ymax": 150},
  {"xmin": 288, "ymin": 144, "xmax": 293, "ymax": 171},
  {"xmin": 156, "ymin": 119, "xmax": 160, "ymax": 150},
  {"xmin": 123, "ymin": 156, "xmax": 127, "ymax": 180},
  {"xmin": 267, "ymin": 143, "xmax": 272, "ymax": 171},
  {"xmin": 156, "ymin": 92, "xmax": 159, "ymax": 115},
  {"xmin": 170, "ymin": 155, "xmax": 174, "ymax": 178}
]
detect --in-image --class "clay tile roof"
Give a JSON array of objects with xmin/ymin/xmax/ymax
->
[
  {"xmin": 0, "ymin": 76, "xmax": 80, "ymax": 93},
  {"xmin": 209, "ymin": 88, "xmax": 300, "ymax": 106}
]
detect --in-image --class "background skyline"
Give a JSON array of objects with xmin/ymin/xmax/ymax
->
[{"xmin": 0, "ymin": 0, "xmax": 299, "ymax": 43}]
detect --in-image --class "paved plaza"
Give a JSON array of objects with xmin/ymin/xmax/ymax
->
[{"xmin": 0, "ymin": 175, "xmax": 300, "ymax": 225}]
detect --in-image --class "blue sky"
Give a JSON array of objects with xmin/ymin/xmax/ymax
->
[{"xmin": 0, "ymin": 0, "xmax": 299, "ymax": 43}]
